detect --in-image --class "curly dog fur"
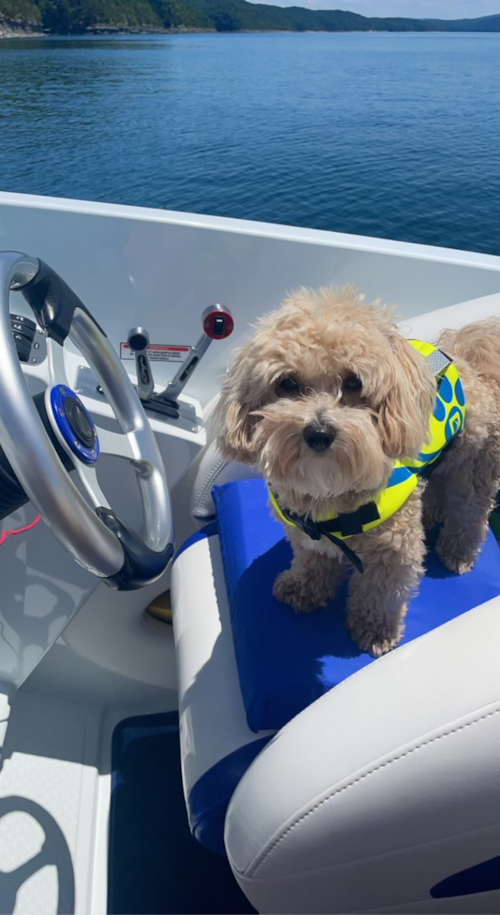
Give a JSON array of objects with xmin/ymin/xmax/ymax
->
[{"xmin": 215, "ymin": 287, "xmax": 500, "ymax": 656}]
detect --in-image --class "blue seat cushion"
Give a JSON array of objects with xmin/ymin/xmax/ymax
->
[{"xmin": 213, "ymin": 479, "xmax": 500, "ymax": 733}]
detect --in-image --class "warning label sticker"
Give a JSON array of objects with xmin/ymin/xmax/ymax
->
[{"xmin": 120, "ymin": 343, "xmax": 190, "ymax": 364}]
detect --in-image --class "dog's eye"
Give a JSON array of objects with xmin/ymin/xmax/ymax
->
[
  {"xmin": 277, "ymin": 377, "xmax": 301, "ymax": 396},
  {"xmin": 343, "ymin": 374, "xmax": 363, "ymax": 392}
]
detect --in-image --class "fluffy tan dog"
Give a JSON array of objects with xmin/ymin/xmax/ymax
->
[{"xmin": 216, "ymin": 288, "xmax": 500, "ymax": 656}]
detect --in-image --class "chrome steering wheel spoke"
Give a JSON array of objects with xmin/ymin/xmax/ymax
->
[
  {"xmin": 72, "ymin": 461, "xmax": 111, "ymax": 510},
  {"xmin": 95, "ymin": 426, "xmax": 135, "ymax": 461},
  {"xmin": 46, "ymin": 336, "xmax": 69, "ymax": 389}
]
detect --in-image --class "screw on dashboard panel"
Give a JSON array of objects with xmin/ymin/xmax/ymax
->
[
  {"xmin": 91, "ymin": 450, "xmax": 97, "ymax": 457},
  {"xmin": 59, "ymin": 408, "xmax": 64, "ymax": 416},
  {"xmin": 59, "ymin": 387, "xmax": 65, "ymax": 394},
  {"xmin": 96, "ymin": 385, "xmax": 104, "ymax": 395},
  {"xmin": 74, "ymin": 441, "xmax": 81, "ymax": 449}
]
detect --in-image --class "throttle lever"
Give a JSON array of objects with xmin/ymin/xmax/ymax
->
[
  {"xmin": 164, "ymin": 304, "xmax": 234, "ymax": 403},
  {"xmin": 127, "ymin": 327, "xmax": 154, "ymax": 401}
]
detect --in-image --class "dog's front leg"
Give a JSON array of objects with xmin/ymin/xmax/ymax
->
[
  {"xmin": 347, "ymin": 490, "xmax": 426, "ymax": 657},
  {"xmin": 273, "ymin": 531, "xmax": 346, "ymax": 612}
]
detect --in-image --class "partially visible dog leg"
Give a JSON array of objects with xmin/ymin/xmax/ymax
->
[
  {"xmin": 422, "ymin": 469, "xmax": 444, "ymax": 531},
  {"xmin": 435, "ymin": 322, "xmax": 500, "ymax": 572},
  {"xmin": 273, "ymin": 542, "xmax": 346, "ymax": 612},
  {"xmin": 436, "ymin": 435, "xmax": 500, "ymax": 574},
  {"xmin": 347, "ymin": 489, "xmax": 425, "ymax": 657}
]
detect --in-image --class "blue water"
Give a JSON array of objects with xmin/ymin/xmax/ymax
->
[{"xmin": 0, "ymin": 32, "xmax": 499, "ymax": 254}]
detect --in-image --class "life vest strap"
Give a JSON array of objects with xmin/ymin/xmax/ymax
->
[
  {"xmin": 276, "ymin": 501, "xmax": 366, "ymax": 573},
  {"xmin": 329, "ymin": 501, "xmax": 381, "ymax": 536}
]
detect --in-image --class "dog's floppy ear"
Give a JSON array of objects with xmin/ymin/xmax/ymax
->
[
  {"xmin": 213, "ymin": 346, "xmax": 260, "ymax": 464},
  {"xmin": 378, "ymin": 333, "xmax": 436, "ymax": 459}
]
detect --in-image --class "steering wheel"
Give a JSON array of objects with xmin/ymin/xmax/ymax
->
[{"xmin": 0, "ymin": 251, "xmax": 173, "ymax": 590}]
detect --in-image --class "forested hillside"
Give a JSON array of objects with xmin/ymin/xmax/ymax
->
[{"xmin": 1, "ymin": 0, "xmax": 499, "ymax": 35}]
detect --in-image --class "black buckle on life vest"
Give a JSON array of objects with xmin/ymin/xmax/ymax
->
[
  {"xmin": 330, "ymin": 501, "xmax": 380, "ymax": 537},
  {"xmin": 279, "ymin": 506, "xmax": 321, "ymax": 540},
  {"xmin": 279, "ymin": 504, "xmax": 365, "ymax": 573}
]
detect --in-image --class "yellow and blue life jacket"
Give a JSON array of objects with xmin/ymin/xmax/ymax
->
[{"xmin": 269, "ymin": 339, "xmax": 466, "ymax": 572}]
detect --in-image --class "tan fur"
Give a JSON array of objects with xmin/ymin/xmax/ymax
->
[
  {"xmin": 215, "ymin": 289, "xmax": 500, "ymax": 656},
  {"xmin": 423, "ymin": 319, "xmax": 500, "ymax": 574}
]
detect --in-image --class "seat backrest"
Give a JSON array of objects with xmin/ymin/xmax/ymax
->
[
  {"xmin": 190, "ymin": 440, "xmax": 261, "ymax": 522},
  {"xmin": 401, "ymin": 291, "xmax": 500, "ymax": 339}
]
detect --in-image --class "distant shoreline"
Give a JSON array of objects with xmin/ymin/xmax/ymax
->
[
  {"xmin": 2, "ymin": 3, "xmax": 499, "ymax": 41},
  {"xmin": 0, "ymin": 22, "xmax": 44, "ymax": 38},
  {"xmin": 2, "ymin": 25, "xmax": 500, "ymax": 39}
]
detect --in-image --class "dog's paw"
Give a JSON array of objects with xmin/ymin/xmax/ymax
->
[
  {"xmin": 273, "ymin": 569, "xmax": 329, "ymax": 612},
  {"xmin": 436, "ymin": 538, "xmax": 477, "ymax": 575},
  {"xmin": 366, "ymin": 634, "xmax": 403, "ymax": 657},
  {"xmin": 349, "ymin": 621, "xmax": 405, "ymax": 657}
]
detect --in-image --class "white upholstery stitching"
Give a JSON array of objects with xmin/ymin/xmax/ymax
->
[
  {"xmin": 192, "ymin": 454, "xmax": 228, "ymax": 517},
  {"xmin": 248, "ymin": 705, "xmax": 500, "ymax": 876}
]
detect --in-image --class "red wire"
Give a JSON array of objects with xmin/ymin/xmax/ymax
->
[{"xmin": 0, "ymin": 514, "xmax": 42, "ymax": 546}]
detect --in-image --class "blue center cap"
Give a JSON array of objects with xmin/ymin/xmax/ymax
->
[{"xmin": 50, "ymin": 385, "xmax": 100, "ymax": 465}]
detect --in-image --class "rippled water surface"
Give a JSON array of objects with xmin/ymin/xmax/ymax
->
[{"xmin": 0, "ymin": 32, "xmax": 499, "ymax": 253}]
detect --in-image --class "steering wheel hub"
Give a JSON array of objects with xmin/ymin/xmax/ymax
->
[{"xmin": 49, "ymin": 384, "xmax": 99, "ymax": 464}]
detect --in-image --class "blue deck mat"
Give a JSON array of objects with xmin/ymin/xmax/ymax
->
[
  {"xmin": 213, "ymin": 479, "xmax": 500, "ymax": 733},
  {"xmin": 108, "ymin": 712, "xmax": 254, "ymax": 914}
]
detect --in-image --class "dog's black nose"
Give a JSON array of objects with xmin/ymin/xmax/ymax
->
[{"xmin": 303, "ymin": 422, "xmax": 336, "ymax": 452}]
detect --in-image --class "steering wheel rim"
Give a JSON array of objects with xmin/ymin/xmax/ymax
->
[{"xmin": 0, "ymin": 250, "xmax": 173, "ymax": 589}]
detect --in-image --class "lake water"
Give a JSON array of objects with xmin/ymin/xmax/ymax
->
[{"xmin": 0, "ymin": 31, "xmax": 499, "ymax": 254}]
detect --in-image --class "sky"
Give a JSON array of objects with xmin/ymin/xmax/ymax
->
[{"xmin": 246, "ymin": 0, "xmax": 500, "ymax": 17}]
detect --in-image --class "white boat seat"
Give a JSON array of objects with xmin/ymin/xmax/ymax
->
[
  {"xmin": 172, "ymin": 526, "xmax": 274, "ymax": 855},
  {"xmin": 172, "ymin": 494, "xmax": 500, "ymax": 910},
  {"xmin": 225, "ymin": 596, "xmax": 500, "ymax": 914}
]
